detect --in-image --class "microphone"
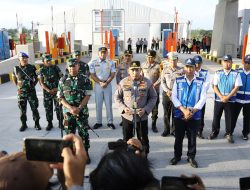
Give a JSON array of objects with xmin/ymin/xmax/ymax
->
[{"xmin": 133, "ymin": 81, "xmax": 138, "ymax": 109}]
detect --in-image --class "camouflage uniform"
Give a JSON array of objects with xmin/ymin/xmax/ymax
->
[
  {"xmin": 57, "ymin": 68, "xmax": 92, "ymax": 149},
  {"xmin": 12, "ymin": 61, "xmax": 40, "ymax": 130},
  {"xmin": 37, "ymin": 63, "xmax": 63, "ymax": 127}
]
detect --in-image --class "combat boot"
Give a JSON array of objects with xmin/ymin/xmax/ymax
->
[
  {"xmin": 86, "ymin": 150, "xmax": 91, "ymax": 164},
  {"xmin": 34, "ymin": 120, "xmax": 41, "ymax": 130},
  {"xmin": 19, "ymin": 121, "xmax": 28, "ymax": 132},
  {"xmin": 46, "ymin": 121, "xmax": 53, "ymax": 131},
  {"xmin": 151, "ymin": 120, "xmax": 158, "ymax": 133}
]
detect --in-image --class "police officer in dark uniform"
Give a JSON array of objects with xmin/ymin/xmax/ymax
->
[
  {"xmin": 12, "ymin": 52, "xmax": 41, "ymax": 131},
  {"xmin": 170, "ymin": 58, "xmax": 207, "ymax": 168},
  {"xmin": 57, "ymin": 58, "xmax": 92, "ymax": 164},
  {"xmin": 115, "ymin": 61, "xmax": 157, "ymax": 155},
  {"xmin": 37, "ymin": 54, "xmax": 63, "ymax": 130}
]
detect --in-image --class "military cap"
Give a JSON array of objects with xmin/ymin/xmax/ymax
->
[
  {"xmin": 147, "ymin": 50, "xmax": 156, "ymax": 57},
  {"xmin": 244, "ymin": 54, "xmax": 250, "ymax": 63},
  {"xmin": 223, "ymin": 55, "xmax": 232, "ymax": 61},
  {"xmin": 74, "ymin": 50, "xmax": 81, "ymax": 56},
  {"xmin": 167, "ymin": 52, "xmax": 178, "ymax": 60},
  {"xmin": 193, "ymin": 55, "xmax": 203, "ymax": 64},
  {"xmin": 18, "ymin": 52, "xmax": 29, "ymax": 58},
  {"xmin": 98, "ymin": 47, "xmax": 108, "ymax": 52},
  {"xmin": 124, "ymin": 50, "xmax": 133, "ymax": 55},
  {"xmin": 0, "ymin": 152, "xmax": 52, "ymax": 190},
  {"xmin": 129, "ymin": 61, "xmax": 141, "ymax": 68},
  {"xmin": 67, "ymin": 58, "xmax": 78, "ymax": 66},
  {"xmin": 42, "ymin": 54, "xmax": 52, "ymax": 61},
  {"xmin": 184, "ymin": 58, "xmax": 196, "ymax": 67}
]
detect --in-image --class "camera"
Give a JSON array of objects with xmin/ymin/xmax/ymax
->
[
  {"xmin": 23, "ymin": 137, "xmax": 73, "ymax": 162},
  {"xmin": 108, "ymin": 139, "xmax": 139, "ymax": 154}
]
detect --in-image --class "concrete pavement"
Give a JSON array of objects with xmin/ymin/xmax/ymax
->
[{"xmin": 0, "ymin": 53, "xmax": 249, "ymax": 189}]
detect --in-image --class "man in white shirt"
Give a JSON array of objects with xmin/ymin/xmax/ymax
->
[{"xmin": 170, "ymin": 58, "xmax": 207, "ymax": 168}]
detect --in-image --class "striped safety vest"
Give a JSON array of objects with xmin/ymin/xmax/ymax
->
[
  {"xmin": 215, "ymin": 69, "xmax": 239, "ymax": 102},
  {"xmin": 236, "ymin": 68, "xmax": 250, "ymax": 104},
  {"xmin": 174, "ymin": 76, "xmax": 204, "ymax": 120}
]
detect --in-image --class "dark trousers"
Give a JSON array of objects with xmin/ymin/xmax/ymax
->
[
  {"xmin": 143, "ymin": 45, "xmax": 147, "ymax": 53},
  {"xmin": 162, "ymin": 92, "xmax": 174, "ymax": 132},
  {"xmin": 199, "ymin": 104, "xmax": 206, "ymax": 132},
  {"xmin": 231, "ymin": 102, "xmax": 250, "ymax": 136},
  {"xmin": 136, "ymin": 45, "xmax": 139, "ymax": 53},
  {"xmin": 128, "ymin": 45, "xmax": 132, "ymax": 51},
  {"xmin": 151, "ymin": 92, "xmax": 159, "ymax": 121},
  {"xmin": 122, "ymin": 117, "xmax": 149, "ymax": 154},
  {"xmin": 174, "ymin": 118, "xmax": 200, "ymax": 159},
  {"xmin": 211, "ymin": 101, "xmax": 234, "ymax": 135}
]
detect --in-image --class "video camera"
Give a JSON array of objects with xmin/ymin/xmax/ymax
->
[{"xmin": 108, "ymin": 139, "xmax": 140, "ymax": 154}]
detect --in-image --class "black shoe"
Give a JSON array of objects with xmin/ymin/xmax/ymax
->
[
  {"xmin": 187, "ymin": 158, "xmax": 198, "ymax": 168},
  {"xmin": 19, "ymin": 123, "xmax": 28, "ymax": 132},
  {"xmin": 226, "ymin": 135, "xmax": 234, "ymax": 143},
  {"xmin": 170, "ymin": 157, "xmax": 181, "ymax": 165},
  {"xmin": 207, "ymin": 133, "xmax": 218, "ymax": 140},
  {"xmin": 34, "ymin": 121, "xmax": 41, "ymax": 130},
  {"xmin": 119, "ymin": 121, "xmax": 123, "ymax": 126},
  {"xmin": 197, "ymin": 131, "xmax": 205, "ymax": 139},
  {"xmin": 152, "ymin": 127, "xmax": 158, "ymax": 133},
  {"xmin": 242, "ymin": 134, "xmax": 249, "ymax": 140},
  {"xmin": 161, "ymin": 129, "xmax": 170, "ymax": 137},
  {"xmin": 93, "ymin": 123, "xmax": 102, "ymax": 129},
  {"xmin": 46, "ymin": 121, "xmax": 53, "ymax": 131},
  {"xmin": 107, "ymin": 123, "xmax": 116, "ymax": 130},
  {"xmin": 224, "ymin": 133, "xmax": 229, "ymax": 138}
]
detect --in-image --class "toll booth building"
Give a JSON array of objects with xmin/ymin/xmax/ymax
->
[{"xmin": 38, "ymin": 0, "xmax": 190, "ymax": 53}]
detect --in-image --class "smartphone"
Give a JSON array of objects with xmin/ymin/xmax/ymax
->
[
  {"xmin": 23, "ymin": 137, "xmax": 73, "ymax": 162},
  {"xmin": 161, "ymin": 176, "xmax": 197, "ymax": 190}
]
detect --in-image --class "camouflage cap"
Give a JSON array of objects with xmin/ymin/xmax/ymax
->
[
  {"xmin": 73, "ymin": 50, "xmax": 81, "ymax": 56},
  {"xmin": 67, "ymin": 58, "xmax": 78, "ymax": 66},
  {"xmin": 129, "ymin": 61, "xmax": 141, "ymax": 68},
  {"xmin": 0, "ymin": 152, "xmax": 52, "ymax": 190},
  {"xmin": 147, "ymin": 50, "xmax": 156, "ymax": 57},
  {"xmin": 42, "ymin": 54, "xmax": 52, "ymax": 61},
  {"xmin": 18, "ymin": 52, "xmax": 29, "ymax": 58}
]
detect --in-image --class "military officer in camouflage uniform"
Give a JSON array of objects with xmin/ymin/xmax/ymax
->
[
  {"xmin": 37, "ymin": 54, "xmax": 63, "ymax": 131},
  {"xmin": 141, "ymin": 50, "xmax": 161, "ymax": 133},
  {"xmin": 57, "ymin": 58, "xmax": 92, "ymax": 164},
  {"xmin": 66, "ymin": 51, "xmax": 90, "ymax": 77},
  {"xmin": 161, "ymin": 52, "xmax": 183, "ymax": 137},
  {"xmin": 115, "ymin": 61, "xmax": 157, "ymax": 155},
  {"xmin": 12, "ymin": 52, "xmax": 41, "ymax": 131}
]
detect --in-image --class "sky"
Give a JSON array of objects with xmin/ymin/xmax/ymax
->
[{"xmin": 0, "ymin": 0, "xmax": 219, "ymax": 30}]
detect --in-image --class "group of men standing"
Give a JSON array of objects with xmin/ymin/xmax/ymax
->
[{"xmin": 12, "ymin": 47, "xmax": 250, "ymax": 168}]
